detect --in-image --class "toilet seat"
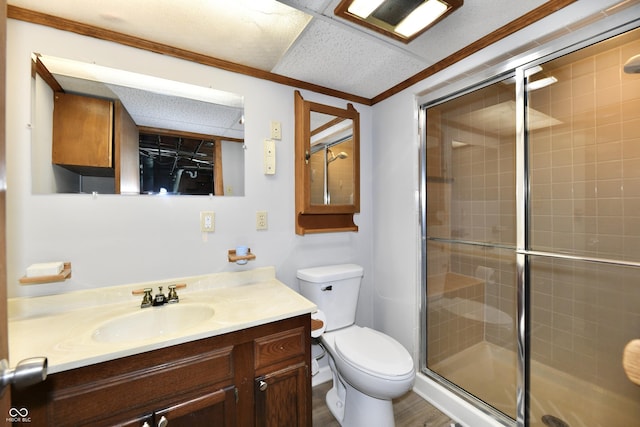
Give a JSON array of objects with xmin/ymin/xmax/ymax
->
[{"xmin": 334, "ymin": 327, "xmax": 414, "ymax": 379}]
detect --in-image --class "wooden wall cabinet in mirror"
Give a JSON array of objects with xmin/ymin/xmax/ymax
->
[
  {"xmin": 294, "ymin": 91, "xmax": 360, "ymax": 235},
  {"xmin": 52, "ymin": 92, "xmax": 140, "ymax": 194}
]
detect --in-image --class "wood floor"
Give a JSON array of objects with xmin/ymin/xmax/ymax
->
[{"xmin": 312, "ymin": 381, "xmax": 455, "ymax": 427}]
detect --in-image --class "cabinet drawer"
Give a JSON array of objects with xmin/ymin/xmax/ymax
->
[
  {"xmin": 254, "ymin": 327, "xmax": 306, "ymax": 370},
  {"xmin": 48, "ymin": 346, "xmax": 234, "ymax": 426}
]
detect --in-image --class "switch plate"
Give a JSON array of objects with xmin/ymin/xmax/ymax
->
[
  {"xmin": 256, "ymin": 211, "xmax": 268, "ymax": 230},
  {"xmin": 200, "ymin": 211, "xmax": 215, "ymax": 232},
  {"xmin": 270, "ymin": 121, "xmax": 281, "ymax": 140},
  {"xmin": 264, "ymin": 139, "xmax": 276, "ymax": 175}
]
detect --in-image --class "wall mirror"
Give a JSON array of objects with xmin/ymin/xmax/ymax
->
[
  {"xmin": 294, "ymin": 91, "xmax": 359, "ymax": 235},
  {"xmin": 31, "ymin": 54, "xmax": 245, "ymax": 196}
]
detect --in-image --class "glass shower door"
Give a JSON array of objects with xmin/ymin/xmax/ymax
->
[
  {"xmin": 425, "ymin": 78, "xmax": 519, "ymax": 421},
  {"xmin": 526, "ymin": 27, "xmax": 640, "ymax": 427}
]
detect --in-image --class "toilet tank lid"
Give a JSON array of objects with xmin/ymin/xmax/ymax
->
[{"xmin": 296, "ymin": 264, "xmax": 363, "ymax": 282}]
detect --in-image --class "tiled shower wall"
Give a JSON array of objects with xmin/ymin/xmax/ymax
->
[
  {"xmin": 446, "ymin": 82, "xmax": 518, "ymax": 351},
  {"xmin": 528, "ymin": 32, "xmax": 640, "ymax": 396}
]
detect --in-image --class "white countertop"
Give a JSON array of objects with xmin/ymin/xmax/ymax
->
[{"xmin": 8, "ymin": 267, "xmax": 316, "ymax": 374}]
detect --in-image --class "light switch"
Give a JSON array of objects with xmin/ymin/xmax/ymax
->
[
  {"xmin": 270, "ymin": 121, "xmax": 281, "ymax": 140},
  {"xmin": 264, "ymin": 139, "xmax": 276, "ymax": 175}
]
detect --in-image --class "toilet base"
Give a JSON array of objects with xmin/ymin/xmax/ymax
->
[{"xmin": 325, "ymin": 378, "xmax": 396, "ymax": 427}]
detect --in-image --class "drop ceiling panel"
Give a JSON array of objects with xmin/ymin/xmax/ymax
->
[
  {"xmin": 272, "ymin": 19, "xmax": 428, "ymax": 98},
  {"xmin": 11, "ymin": 0, "xmax": 312, "ymax": 70},
  {"xmin": 110, "ymin": 85, "xmax": 244, "ymax": 139},
  {"xmin": 404, "ymin": 0, "xmax": 550, "ymax": 64}
]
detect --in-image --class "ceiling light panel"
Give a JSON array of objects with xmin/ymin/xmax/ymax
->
[
  {"xmin": 348, "ymin": 0, "xmax": 385, "ymax": 18},
  {"xmin": 335, "ymin": 0, "xmax": 463, "ymax": 43},
  {"xmin": 395, "ymin": 0, "xmax": 449, "ymax": 37}
]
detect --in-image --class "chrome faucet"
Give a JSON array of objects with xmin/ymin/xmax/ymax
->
[
  {"xmin": 132, "ymin": 284, "xmax": 186, "ymax": 308},
  {"xmin": 152, "ymin": 286, "xmax": 167, "ymax": 306}
]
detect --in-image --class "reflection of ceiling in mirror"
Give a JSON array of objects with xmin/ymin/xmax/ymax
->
[
  {"xmin": 39, "ymin": 55, "xmax": 245, "ymax": 139},
  {"xmin": 310, "ymin": 112, "xmax": 352, "ymax": 149},
  {"xmin": 310, "ymin": 111, "xmax": 335, "ymax": 133},
  {"xmin": 311, "ymin": 120, "xmax": 353, "ymax": 150}
]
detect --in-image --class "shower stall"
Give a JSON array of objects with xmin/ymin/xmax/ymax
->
[{"xmin": 420, "ymin": 22, "xmax": 640, "ymax": 427}]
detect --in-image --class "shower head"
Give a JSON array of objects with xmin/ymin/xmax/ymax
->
[
  {"xmin": 624, "ymin": 54, "xmax": 640, "ymax": 74},
  {"xmin": 327, "ymin": 150, "xmax": 349, "ymax": 163}
]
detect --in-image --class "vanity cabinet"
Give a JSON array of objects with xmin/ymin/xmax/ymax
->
[
  {"xmin": 119, "ymin": 386, "xmax": 237, "ymax": 427},
  {"xmin": 255, "ymin": 363, "xmax": 308, "ymax": 427},
  {"xmin": 254, "ymin": 328, "xmax": 309, "ymax": 427},
  {"xmin": 11, "ymin": 315, "xmax": 311, "ymax": 427},
  {"xmin": 51, "ymin": 92, "xmax": 140, "ymax": 194}
]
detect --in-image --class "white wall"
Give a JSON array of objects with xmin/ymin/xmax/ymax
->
[{"xmin": 6, "ymin": 20, "xmax": 374, "ymax": 328}]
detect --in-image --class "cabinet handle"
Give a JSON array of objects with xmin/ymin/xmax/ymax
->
[
  {"xmin": 157, "ymin": 415, "xmax": 168, "ymax": 427},
  {"xmin": 142, "ymin": 423, "xmax": 151, "ymax": 427},
  {"xmin": 259, "ymin": 380, "xmax": 268, "ymax": 391}
]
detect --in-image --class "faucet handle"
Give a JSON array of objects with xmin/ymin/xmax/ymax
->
[
  {"xmin": 167, "ymin": 283, "xmax": 186, "ymax": 303},
  {"xmin": 132, "ymin": 288, "xmax": 153, "ymax": 308}
]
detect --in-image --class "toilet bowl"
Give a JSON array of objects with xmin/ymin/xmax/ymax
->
[
  {"xmin": 297, "ymin": 264, "xmax": 416, "ymax": 427},
  {"xmin": 324, "ymin": 326, "xmax": 415, "ymax": 397}
]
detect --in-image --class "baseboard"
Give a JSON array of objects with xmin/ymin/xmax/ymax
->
[
  {"xmin": 312, "ymin": 365, "xmax": 332, "ymax": 387},
  {"xmin": 413, "ymin": 373, "xmax": 503, "ymax": 427}
]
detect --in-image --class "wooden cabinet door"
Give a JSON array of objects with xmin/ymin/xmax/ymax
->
[
  {"xmin": 52, "ymin": 92, "xmax": 113, "ymax": 168},
  {"xmin": 153, "ymin": 386, "xmax": 236, "ymax": 427},
  {"xmin": 114, "ymin": 100, "xmax": 140, "ymax": 194},
  {"xmin": 255, "ymin": 362, "xmax": 309, "ymax": 427}
]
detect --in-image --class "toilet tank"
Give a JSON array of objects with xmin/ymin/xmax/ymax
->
[{"xmin": 297, "ymin": 264, "xmax": 364, "ymax": 332}]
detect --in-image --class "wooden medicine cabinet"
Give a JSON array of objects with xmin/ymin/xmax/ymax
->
[{"xmin": 294, "ymin": 91, "xmax": 360, "ymax": 234}]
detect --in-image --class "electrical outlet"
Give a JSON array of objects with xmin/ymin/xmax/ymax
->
[
  {"xmin": 256, "ymin": 211, "xmax": 268, "ymax": 230},
  {"xmin": 200, "ymin": 211, "xmax": 215, "ymax": 232}
]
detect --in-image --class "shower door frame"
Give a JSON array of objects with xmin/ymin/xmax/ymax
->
[{"xmin": 418, "ymin": 16, "xmax": 640, "ymax": 427}]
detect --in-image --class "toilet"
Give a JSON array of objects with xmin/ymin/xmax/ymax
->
[{"xmin": 297, "ymin": 264, "xmax": 415, "ymax": 427}]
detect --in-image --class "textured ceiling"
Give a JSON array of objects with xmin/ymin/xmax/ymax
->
[
  {"xmin": 9, "ymin": 0, "xmax": 633, "ymax": 100},
  {"xmin": 277, "ymin": 0, "xmax": 551, "ymax": 97},
  {"xmin": 43, "ymin": 57, "xmax": 245, "ymax": 139}
]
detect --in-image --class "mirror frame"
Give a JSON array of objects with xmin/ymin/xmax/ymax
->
[{"xmin": 294, "ymin": 91, "xmax": 360, "ymax": 235}]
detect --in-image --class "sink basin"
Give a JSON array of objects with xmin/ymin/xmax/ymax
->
[{"xmin": 92, "ymin": 304, "xmax": 214, "ymax": 343}]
